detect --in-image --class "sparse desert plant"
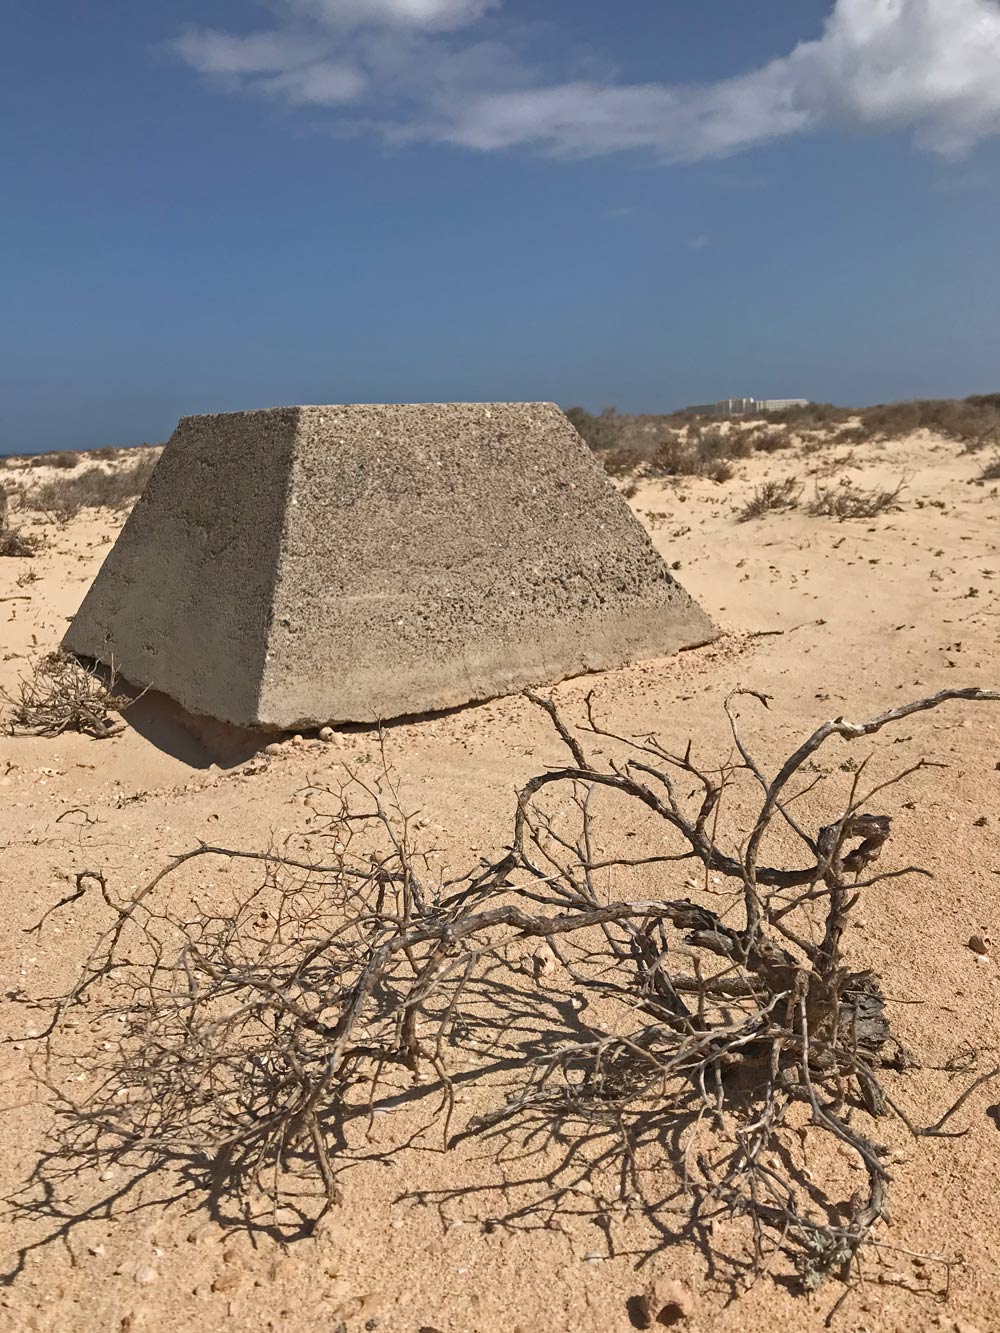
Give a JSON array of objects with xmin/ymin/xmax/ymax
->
[
  {"xmin": 25, "ymin": 450, "xmax": 80, "ymax": 469},
  {"xmin": 807, "ymin": 478, "xmax": 905, "ymax": 520},
  {"xmin": 749, "ymin": 426, "xmax": 791, "ymax": 452},
  {"xmin": 703, "ymin": 458, "xmax": 733, "ymax": 482},
  {"xmin": 1, "ymin": 650, "xmax": 127, "ymax": 739},
  {"xmin": 650, "ymin": 430, "xmax": 697, "ymax": 475},
  {"xmin": 977, "ymin": 454, "xmax": 1000, "ymax": 482},
  {"xmin": 27, "ymin": 451, "xmax": 159, "ymax": 521},
  {"xmin": 737, "ymin": 475, "xmax": 802, "ymax": 521},
  {"xmin": 0, "ymin": 489, "xmax": 39, "ymax": 557},
  {"xmin": 599, "ymin": 445, "xmax": 646, "ymax": 477},
  {"xmin": 26, "ymin": 687, "xmax": 1000, "ymax": 1310},
  {"xmin": 0, "ymin": 529, "xmax": 37, "ymax": 557},
  {"xmin": 650, "ymin": 426, "xmax": 751, "ymax": 479}
]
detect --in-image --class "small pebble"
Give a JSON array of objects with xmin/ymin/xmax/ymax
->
[{"xmin": 134, "ymin": 1265, "xmax": 157, "ymax": 1286}]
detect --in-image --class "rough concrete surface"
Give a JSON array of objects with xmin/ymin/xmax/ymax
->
[{"xmin": 64, "ymin": 403, "xmax": 716, "ymax": 727}]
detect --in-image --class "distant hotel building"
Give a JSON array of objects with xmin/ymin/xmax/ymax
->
[{"xmin": 713, "ymin": 397, "xmax": 809, "ymax": 416}]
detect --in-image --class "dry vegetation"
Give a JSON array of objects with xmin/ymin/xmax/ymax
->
[
  {"xmin": 30, "ymin": 687, "xmax": 1000, "ymax": 1309},
  {"xmin": 737, "ymin": 477, "xmax": 803, "ymax": 522},
  {"xmin": 25, "ymin": 451, "xmax": 159, "ymax": 522},
  {"xmin": 567, "ymin": 392, "xmax": 1000, "ymax": 483},
  {"xmin": 1, "ymin": 651, "xmax": 127, "ymax": 739},
  {"xmin": 0, "ymin": 486, "xmax": 39, "ymax": 558},
  {"xmin": 805, "ymin": 478, "xmax": 906, "ymax": 521}
]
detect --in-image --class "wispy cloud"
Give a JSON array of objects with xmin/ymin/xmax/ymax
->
[
  {"xmin": 170, "ymin": 0, "xmax": 1000, "ymax": 161},
  {"xmin": 289, "ymin": 0, "xmax": 499, "ymax": 30}
]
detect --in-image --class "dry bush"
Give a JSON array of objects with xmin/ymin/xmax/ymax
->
[
  {"xmin": 1, "ymin": 651, "xmax": 127, "ymax": 738},
  {"xmin": 651, "ymin": 430, "xmax": 696, "ymax": 475},
  {"xmin": 766, "ymin": 403, "xmax": 850, "ymax": 429},
  {"xmin": 27, "ymin": 451, "xmax": 159, "ymax": 521},
  {"xmin": 977, "ymin": 454, "xmax": 1000, "ymax": 482},
  {"xmin": 25, "ymin": 687, "xmax": 1000, "ymax": 1308},
  {"xmin": 807, "ymin": 478, "xmax": 905, "ymax": 521},
  {"xmin": 0, "ymin": 529, "xmax": 37, "ymax": 558},
  {"xmin": 0, "ymin": 489, "xmax": 39, "ymax": 557},
  {"xmin": 649, "ymin": 426, "xmax": 751, "ymax": 480},
  {"xmin": 749, "ymin": 426, "xmax": 791, "ymax": 453},
  {"xmin": 737, "ymin": 476, "xmax": 802, "ymax": 521},
  {"xmin": 828, "ymin": 425, "xmax": 866, "ymax": 447},
  {"xmin": 703, "ymin": 459, "xmax": 734, "ymax": 483},
  {"xmin": 24, "ymin": 450, "xmax": 80, "ymax": 470},
  {"xmin": 855, "ymin": 398, "xmax": 1000, "ymax": 448},
  {"xmin": 600, "ymin": 446, "xmax": 647, "ymax": 477}
]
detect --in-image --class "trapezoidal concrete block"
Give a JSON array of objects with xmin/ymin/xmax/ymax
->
[{"xmin": 63, "ymin": 403, "xmax": 716, "ymax": 728}]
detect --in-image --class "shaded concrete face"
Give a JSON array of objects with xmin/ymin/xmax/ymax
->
[{"xmin": 65, "ymin": 403, "xmax": 716, "ymax": 728}]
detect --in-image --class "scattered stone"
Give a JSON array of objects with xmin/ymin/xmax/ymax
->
[
  {"xmin": 532, "ymin": 943, "xmax": 557, "ymax": 983},
  {"xmin": 636, "ymin": 1277, "xmax": 694, "ymax": 1328},
  {"xmin": 264, "ymin": 742, "xmax": 283, "ymax": 756},
  {"xmin": 318, "ymin": 726, "xmax": 335, "ymax": 742},
  {"xmin": 968, "ymin": 934, "xmax": 990, "ymax": 956},
  {"xmin": 211, "ymin": 1270, "xmax": 244, "ymax": 1294},
  {"xmin": 133, "ymin": 1265, "xmax": 158, "ymax": 1286}
]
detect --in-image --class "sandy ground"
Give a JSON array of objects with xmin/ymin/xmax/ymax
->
[{"xmin": 0, "ymin": 430, "xmax": 998, "ymax": 1332}]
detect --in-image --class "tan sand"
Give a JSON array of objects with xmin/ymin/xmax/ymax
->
[{"xmin": 0, "ymin": 428, "xmax": 998, "ymax": 1332}]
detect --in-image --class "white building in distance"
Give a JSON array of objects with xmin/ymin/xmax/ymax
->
[{"xmin": 713, "ymin": 397, "xmax": 809, "ymax": 416}]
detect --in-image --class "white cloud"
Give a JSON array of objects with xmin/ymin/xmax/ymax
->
[
  {"xmin": 287, "ymin": 0, "xmax": 498, "ymax": 30},
  {"xmin": 172, "ymin": 29, "xmax": 320, "ymax": 76},
  {"xmin": 261, "ymin": 62, "xmax": 368, "ymax": 105},
  {"xmin": 170, "ymin": 0, "xmax": 1000, "ymax": 160}
]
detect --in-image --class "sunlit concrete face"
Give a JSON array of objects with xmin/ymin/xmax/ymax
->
[{"xmin": 64, "ymin": 403, "xmax": 716, "ymax": 728}]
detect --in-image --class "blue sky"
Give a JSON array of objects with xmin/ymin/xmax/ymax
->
[{"xmin": 3, "ymin": 0, "xmax": 1000, "ymax": 453}]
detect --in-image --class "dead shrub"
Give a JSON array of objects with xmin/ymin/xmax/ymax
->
[
  {"xmin": 736, "ymin": 475, "xmax": 802, "ymax": 521},
  {"xmin": 651, "ymin": 430, "xmax": 697, "ymax": 475},
  {"xmin": 748, "ymin": 426, "xmax": 791, "ymax": 452},
  {"xmin": 0, "ymin": 490, "xmax": 39, "ymax": 557},
  {"xmin": 25, "ymin": 450, "xmax": 80, "ymax": 470},
  {"xmin": 0, "ymin": 529, "xmax": 38, "ymax": 557},
  {"xmin": 599, "ymin": 446, "xmax": 646, "ymax": 477},
  {"xmin": 30, "ymin": 687, "xmax": 1000, "ymax": 1306},
  {"xmin": 27, "ymin": 451, "xmax": 159, "ymax": 521},
  {"xmin": 1, "ymin": 651, "xmax": 127, "ymax": 739},
  {"xmin": 977, "ymin": 454, "xmax": 1000, "ymax": 482},
  {"xmin": 807, "ymin": 478, "xmax": 905, "ymax": 520},
  {"xmin": 704, "ymin": 459, "xmax": 734, "ymax": 483},
  {"xmin": 650, "ymin": 426, "xmax": 751, "ymax": 479}
]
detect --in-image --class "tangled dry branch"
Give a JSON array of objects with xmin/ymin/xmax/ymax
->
[
  {"xmin": 29, "ymin": 685, "xmax": 1000, "ymax": 1305},
  {"xmin": 1, "ymin": 651, "xmax": 127, "ymax": 739}
]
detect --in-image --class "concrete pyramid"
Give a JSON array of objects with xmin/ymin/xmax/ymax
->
[{"xmin": 64, "ymin": 403, "xmax": 715, "ymax": 729}]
